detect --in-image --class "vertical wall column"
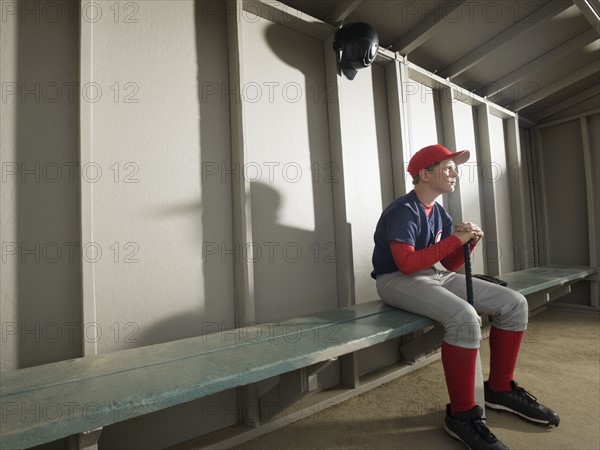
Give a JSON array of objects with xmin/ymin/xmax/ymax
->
[
  {"xmin": 440, "ymin": 87, "xmax": 461, "ymax": 217},
  {"xmin": 80, "ymin": 4, "xmax": 96, "ymax": 357},
  {"xmin": 227, "ymin": 0, "xmax": 256, "ymax": 328},
  {"xmin": 526, "ymin": 127, "xmax": 548, "ymax": 266},
  {"xmin": 534, "ymin": 127, "xmax": 551, "ymax": 265},
  {"xmin": 580, "ymin": 117, "xmax": 599, "ymax": 306},
  {"xmin": 440, "ymin": 87, "xmax": 485, "ymax": 274},
  {"xmin": 324, "ymin": 35, "xmax": 355, "ymax": 308},
  {"xmin": 227, "ymin": 0, "xmax": 259, "ymax": 428},
  {"xmin": 518, "ymin": 125, "xmax": 542, "ymax": 267},
  {"xmin": 385, "ymin": 58, "xmax": 412, "ymax": 198},
  {"xmin": 506, "ymin": 117, "xmax": 534, "ymax": 270},
  {"xmin": 477, "ymin": 104, "xmax": 516, "ymax": 275},
  {"xmin": 476, "ymin": 104, "xmax": 500, "ymax": 275}
]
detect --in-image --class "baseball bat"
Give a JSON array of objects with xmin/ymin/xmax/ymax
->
[
  {"xmin": 464, "ymin": 244, "xmax": 474, "ymax": 305},
  {"xmin": 464, "ymin": 243, "xmax": 486, "ymax": 416}
]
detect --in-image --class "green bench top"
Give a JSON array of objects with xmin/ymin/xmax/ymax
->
[
  {"xmin": 0, "ymin": 301, "xmax": 395, "ymax": 398},
  {"xmin": 0, "ymin": 302, "xmax": 433, "ymax": 449},
  {"xmin": 499, "ymin": 265, "xmax": 597, "ymax": 296},
  {"xmin": 1, "ymin": 265, "xmax": 596, "ymax": 449}
]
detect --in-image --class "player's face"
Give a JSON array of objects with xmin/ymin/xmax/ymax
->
[{"xmin": 432, "ymin": 160, "xmax": 459, "ymax": 193}]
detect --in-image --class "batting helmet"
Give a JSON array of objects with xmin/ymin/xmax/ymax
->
[{"xmin": 333, "ymin": 22, "xmax": 379, "ymax": 80}]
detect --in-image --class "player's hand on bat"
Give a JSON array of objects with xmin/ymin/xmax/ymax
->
[
  {"xmin": 453, "ymin": 229, "xmax": 479, "ymax": 245},
  {"xmin": 455, "ymin": 222, "xmax": 484, "ymax": 245}
]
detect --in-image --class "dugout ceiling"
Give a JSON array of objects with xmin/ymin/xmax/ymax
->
[{"xmin": 278, "ymin": 0, "xmax": 600, "ymax": 123}]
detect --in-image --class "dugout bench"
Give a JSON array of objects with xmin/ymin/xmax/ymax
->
[{"xmin": 0, "ymin": 264, "xmax": 597, "ymax": 450}]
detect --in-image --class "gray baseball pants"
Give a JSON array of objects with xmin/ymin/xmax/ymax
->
[{"xmin": 376, "ymin": 268, "xmax": 528, "ymax": 349}]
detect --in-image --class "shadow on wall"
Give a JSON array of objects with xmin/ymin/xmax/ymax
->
[
  {"xmin": 97, "ymin": 4, "xmax": 238, "ymax": 449},
  {"xmin": 136, "ymin": 181, "xmax": 323, "ymax": 340},
  {"xmin": 123, "ymin": 0, "xmax": 236, "ymax": 348},
  {"xmin": 263, "ymin": 20, "xmax": 329, "ymax": 239},
  {"xmin": 98, "ymin": 8, "xmax": 340, "ymax": 449},
  {"xmin": 249, "ymin": 23, "xmax": 339, "ymax": 319},
  {"xmin": 131, "ymin": 17, "xmax": 342, "ymax": 332},
  {"xmin": 249, "ymin": 182, "xmax": 336, "ymax": 321},
  {"xmin": 14, "ymin": 1, "xmax": 82, "ymax": 369}
]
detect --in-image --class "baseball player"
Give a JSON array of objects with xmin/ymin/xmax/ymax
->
[{"xmin": 371, "ymin": 144, "xmax": 559, "ymax": 450}]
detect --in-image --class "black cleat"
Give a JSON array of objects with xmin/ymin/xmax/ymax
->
[
  {"xmin": 485, "ymin": 381, "xmax": 560, "ymax": 427},
  {"xmin": 444, "ymin": 404, "xmax": 509, "ymax": 450}
]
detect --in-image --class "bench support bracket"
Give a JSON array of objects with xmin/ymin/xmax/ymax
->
[
  {"xmin": 398, "ymin": 324, "xmax": 443, "ymax": 363},
  {"xmin": 340, "ymin": 353, "xmax": 359, "ymax": 389},
  {"xmin": 68, "ymin": 427, "xmax": 102, "ymax": 450}
]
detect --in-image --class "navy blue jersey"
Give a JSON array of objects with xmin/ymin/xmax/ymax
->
[{"xmin": 371, "ymin": 190, "xmax": 454, "ymax": 279}]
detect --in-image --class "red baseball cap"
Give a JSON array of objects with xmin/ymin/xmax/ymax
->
[{"xmin": 407, "ymin": 144, "xmax": 470, "ymax": 179}]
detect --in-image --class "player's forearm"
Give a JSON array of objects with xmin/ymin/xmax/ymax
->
[
  {"xmin": 441, "ymin": 240, "xmax": 476, "ymax": 272},
  {"xmin": 391, "ymin": 235, "xmax": 464, "ymax": 275}
]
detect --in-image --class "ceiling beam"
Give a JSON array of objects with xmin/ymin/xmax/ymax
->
[
  {"xmin": 392, "ymin": 0, "xmax": 466, "ymax": 55},
  {"xmin": 478, "ymin": 29, "xmax": 598, "ymax": 98},
  {"xmin": 242, "ymin": 0, "xmax": 334, "ymax": 39},
  {"xmin": 531, "ymin": 84, "xmax": 600, "ymax": 121},
  {"xmin": 573, "ymin": 0, "xmax": 600, "ymax": 34},
  {"xmin": 510, "ymin": 61, "xmax": 599, "ymax": 111},
  {"xmin": 442, "ymin": 1, "xmax": 572, "ymax": 79},
  {"xmin": 405, "ymin": 61, "xmax": 517, "ymax": 119},
  {"xmin": 329, "ymin": 0, "xmax": 363, "ymax": 24}
]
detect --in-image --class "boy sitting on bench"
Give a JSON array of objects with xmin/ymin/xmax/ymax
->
[{"xmin": 371, "ymin": 144, "xmax": 559, "ymax": 450}]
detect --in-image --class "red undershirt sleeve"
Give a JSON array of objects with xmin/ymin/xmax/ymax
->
[
  {"xmin": 440, "ymin": 240, "xmax": 477, "ymax": 272},
  {"xmin": 390, "ymin": 236, "xmax": 474, "ymax": 275}
]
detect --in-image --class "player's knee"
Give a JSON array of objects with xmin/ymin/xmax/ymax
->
[
  {"xmin": 507, "ymin": 291, "xmax": 528, "ymax": 323},
  {"xmin": 496, "ymin": 291, "xmax": 529, "ymax": 330},
  {"xmin": 515, "ymin": 293, "xmax": 528, "ymax": 321},
  {"xmin": 443, "ymin": 308, "xmax": 482, "ymax": 348}
]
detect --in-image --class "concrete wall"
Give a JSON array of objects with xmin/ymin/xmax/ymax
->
[
  {"xmin": 536, "ymin": 112, "xmax": 600, "ymax": 306},
  {"xmin": 331, "ymin": 61, "xmax": 394, "ymax": 305},
  {"xmin": 86, "ymin": 0, "xmax": 235, "ymax": 354},
  {"xmin": 241, "ymin": 14, "xmax": 338, "ymax": 321},
  {"xmin": 84, "ymin": 2, "xmax": 237, "ymax": 448},
  {"xmin": 2, "ymin": 1, "xmax": 597, "ymax": 448}
]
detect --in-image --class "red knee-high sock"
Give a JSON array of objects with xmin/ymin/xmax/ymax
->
[
  {"xmin": 488, "ymin": 326, "xmax": 525, "ymax": 393},
  {"xmin": 442, "ymin": 341, "xmax": 478, "ymax": 416}
]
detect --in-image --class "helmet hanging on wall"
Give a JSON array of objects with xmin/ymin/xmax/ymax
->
[{"xmin": 333, "ymin": 22, "xmax": 379, "ymax": 80}]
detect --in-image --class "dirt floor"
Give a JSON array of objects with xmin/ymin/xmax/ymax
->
[{"xmin": 231, "ymin": 308, "xmax": 600, "ymax": 450}]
